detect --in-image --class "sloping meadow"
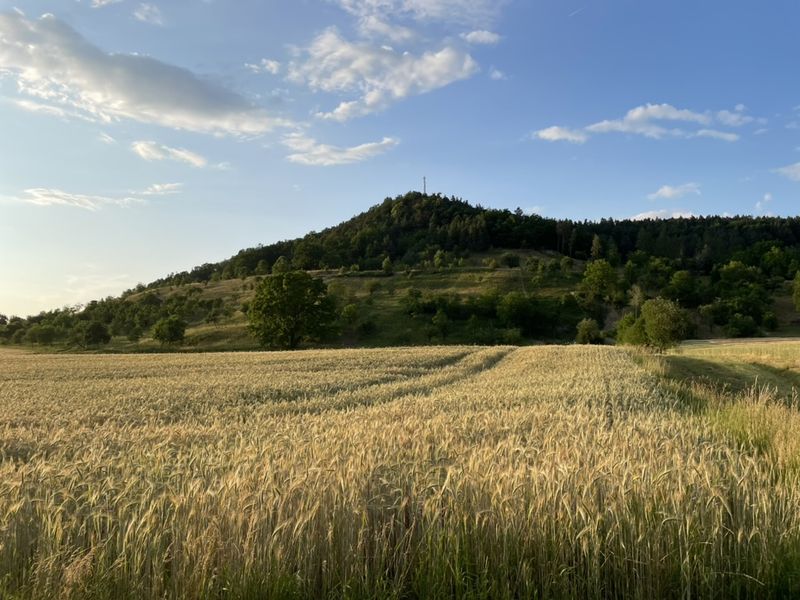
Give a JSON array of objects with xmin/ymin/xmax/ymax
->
[{"xmin": 1, "ymin": 345, "xmax": 799, "ymax": 598}]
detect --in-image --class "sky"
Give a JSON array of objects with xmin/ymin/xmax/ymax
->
[{"xmin": 1, "ymin": 0, "xmax": 800, "ymax": 317}]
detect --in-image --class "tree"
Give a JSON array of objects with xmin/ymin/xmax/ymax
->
[
  {"xmin": 629, "ymin": 285, "xmax": 646, "ymax": 318},
  {"xmin": 0, "ymin": 314, "xmax": 7, "ymax": 326},
  {"xmin": 248, "ymin": 271, "xmax": 336, "ymax": 349},
  {"xmin": 152, "ymin": 316, "xmax": 186, "ymax": 345},
  {"xmin": 590, "ymin": 234, "xmax": 603, "ymax": 261},
  {"xmin": 640, "ymin": 298, "xmax": 689, "ymax": 351},
  {"xmin": 431, "ymin": 308, "xmax": 450, "ymax": 339},
  {"xmin": 575, "ymin": 318, "xmax": 602, "ymax": 344},
  {"xmin": 75, "ymin": 321, "xmax": 111, "ymax": 347},
  {"xmin": 794, "ymin": 271, "xmax": 800, "ymax": 312},
  {"xmin": 272, "ymin": 256, "xmax": 291, "ymax": 274},
  {"xmin": 382, "ymin": 257, "xmax": 394, "ymax": 275},
  {"xmin": 581, "ymin": 259, "xmax": 618, "ymax": 303}
]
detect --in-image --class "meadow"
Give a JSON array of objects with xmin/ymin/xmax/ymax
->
[{"xmin": 1, "ymin": 343, "xmax": 800, "ymax": 599}]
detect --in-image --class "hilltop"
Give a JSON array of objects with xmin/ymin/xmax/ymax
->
[{"xmin": 2, "ymin": 192, "xmax": 800, "ymax": 350}]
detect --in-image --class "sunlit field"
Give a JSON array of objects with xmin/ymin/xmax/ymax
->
[{"xmin": 2, "ymin": 345, "xmax": 800, "ymax": 599}]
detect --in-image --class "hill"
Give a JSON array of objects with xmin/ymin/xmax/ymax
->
[{"xmin": 2, "ymin": 192, "xmax": 800, "ymax": 350}]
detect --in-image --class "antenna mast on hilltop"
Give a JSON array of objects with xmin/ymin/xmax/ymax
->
[{"xmin": 423, "ymin": 176, "xmax": 427, "ymax": 195}]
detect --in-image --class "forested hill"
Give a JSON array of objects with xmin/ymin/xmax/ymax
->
[
  {"xmin": 151, "ymin": 191, "xmax": 800, "ymax": 287},
  {"xmin": 3, "ymin": 191, "xmax": 800, "ymax": 351}
]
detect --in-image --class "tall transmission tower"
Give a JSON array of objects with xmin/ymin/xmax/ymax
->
[{"xmin": 423, "ymin": 176, "xmax": 427, "ymax": 195}]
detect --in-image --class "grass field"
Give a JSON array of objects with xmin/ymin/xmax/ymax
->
[{"xmin": 2, "ymin": 344, "xmax": 800, "ymax": 598}]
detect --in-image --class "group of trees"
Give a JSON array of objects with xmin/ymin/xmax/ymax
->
[{"xmin": 145, "ymin": 192, "xmax": 800, "ymax": 287}]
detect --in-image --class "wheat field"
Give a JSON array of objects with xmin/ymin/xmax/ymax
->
[{"xmin": 1, "ymin": 345, "xmax": 800, "ymax": 599}]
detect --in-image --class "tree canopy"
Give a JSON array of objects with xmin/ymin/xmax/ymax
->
[{"xmin": 248, "ymin": 271, "xmax": 337, "ymax": 349}]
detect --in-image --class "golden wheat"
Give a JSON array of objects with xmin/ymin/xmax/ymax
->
[{"xmin": 1, "ymin": 344, "xmax": 799, "ymax": 599}]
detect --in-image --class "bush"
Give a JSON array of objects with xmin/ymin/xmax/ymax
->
[
  {"xmin": 725, "ymin": 313, "xmax": 758, "ymax": 338},
  {"xmin": 153, "ymin": 316, "xmax": 187, "ymax": 345},
  {"xmin": 576, "ymin": 318, "xmax": 602, "ymax": 344}
]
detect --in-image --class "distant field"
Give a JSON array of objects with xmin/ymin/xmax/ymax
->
[{"xmin": 2, "ymin": 345, "xmax": 800, "ymax": 598}]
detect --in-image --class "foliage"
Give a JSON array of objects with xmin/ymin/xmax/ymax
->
[
  {"xmin": 794, "ymin": 271, "xmax": 800, "ymax": 312},
  {"xmin": 640, "ymin": 298, "xmax": 691, "ymax": 351},
  {"xmin": 581, "ymin": 259, "xmax": 618, "ymax": 303},
  {"xmin": 76, "ymin": 320, "xmax": 111, "ymax": 347},
  {"xmin": 248, "ymin": 271, "xmax": 336, "ymax": 349},
  {"xmin": 152, "ymin": 316, "xmax": 187, "ymax": 345},
  {"xmin": 575, "ymin": 318, "xmax": 602, "ymax": 344}
]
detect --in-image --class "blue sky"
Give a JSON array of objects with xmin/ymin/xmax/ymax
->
[{"xmin": 1, "ymin": 0, "xmax": 800, "ymax": 316}]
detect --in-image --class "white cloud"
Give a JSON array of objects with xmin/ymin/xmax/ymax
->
[
  {"xmin": 2, "ymin": 181, "xmax": 182, "ymax": 210},
  {"xmin": 245, "ymin": 58, "xmax": 281, "ymax": 75},
  {"xmin": 283, "ymin": 132, "xmax": 398, "ymax": 166},
  {"xmin": 92, "ymin": 0, "xmax": 122, "ymax": 6},
  {"xmin": 0, "ymin": 12, "xmax": 285, "ymax": 135},
  {"xmin": 755, "ymin": 192, "xmax": 772, "ymax": 212},
  {"xmin": 133, "ymin": 3, "xmax": 163, "ymax": 26},
  {"xmin": 533, "ymin": 126, "xmax": 587, "ymax": 144},
  {"xmin": 335, "ymin": 0, "xmax": 506, "ymax": 27},
  {"xmin": 630, "ymin": 209, "xmax": 696, "ymax": 221},
  {"xmin": 539, "ymin": 103, "xmax": 745, "ymax": 144},
  {"xmin": 717, "ymin": 109, "xmax": 754, "ymax": 127},
  {"xmin": 3, "ymin": 188, "xmax": 139, "ymax": 210},
  {"xmin": 647, "ymin": 182, "xmax": 701, "ymax": 200},
  {"xmin": 13, "ymin": 98, "xmax": 68, "ymax": 118},
  {"xmin": 131, "ymin": 141, "xmax": 208, "ymax": 168},
  {"xmin": 489, "ymin": 67, "xmax": 506, "ymax": 81},
  {"xmin": 586, "ymin": 103, "xmax": 710, "ymax": 139},
  {"xmin": 357, "ymin": 15, "xmax": 415, "ymax": 42},
  {"xmin": 775, "ymin": 162, "xmax": 800, "ymax": 182},
  {"xmin": 460, "ymin": 30, "xmax": 501, "ymax": 45},
  {"xmin": 142, "ymin": 182, "xmax": 183, "ymax": 195},
  {"xmin": 288, "ymin": 28, "xmax": 478, "ymax": 121},
  {"xmin": 694, "ymin": 129, "xmax": 739, "ymax": 142},
  {"xmin": 98, "ymin": 131, "xmax": 116, "ymax": 144}
]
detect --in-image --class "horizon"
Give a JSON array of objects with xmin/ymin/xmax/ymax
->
[{"xmin": 2, "ymin": 1, "xmax": 800, "ymax": 316}]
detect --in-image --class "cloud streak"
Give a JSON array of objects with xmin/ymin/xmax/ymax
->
[
  {"xmin": 0, "ymin": 12, "xmax": 286, "ymax": 135},
  {"xmin": 283, "ymin": 133, "xmax": 399, "ymax": 165},
  {"xmin": 131, "ymin": 141, "xmax": 208, "ymax": 167},
  {"xmin": 536, "ymin": 103, "xmax": 750, "ymax": 145},
  {"xmin": 647, "ymin": 182, "xmax": 701, "ymax": 200}
]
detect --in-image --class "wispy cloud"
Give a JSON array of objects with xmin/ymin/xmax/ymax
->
[
  {"xmin": 0, "ymin": 12, "xmax": 286, "ymax": 135},
  {"xmin": 693, "ymin": 129, "xmax": 739, "ymax": 142},
  {"xmin": 3, "ymin": 181, "xmax": 182, "ymax": 210},
  {"xmin": 647, "ymin": 182, "xmax": 701, "ymax": 200},
  {"xmin": 133, "ymin": 3, "xmax": 163, "ymax": 26},
  {"xmin": 774, "ymin": 162, "xmax": 800, "ymax": 181},
  {"xmin": 535, "ymin": 103, "xmax": 751, "ymax": 145},
  {"xmin": 283, "ymin": 133, "xmax": 399, "ymax": 166},
  {"xmin": 288, "ymin": 28, "xmax": 478, "ymax": 121},
  {"xmin": 91, "ymin": 0, "xmax": 123, "ymax": 7},
  {"xmin": 755, "ymin": 192, "xmax": 772, "ymax": 213},
  {"xmin": 2, "ymin": 188, "xmax": 140, "ymax": 210},
  {"xmin": 245, "ymin": 58, "xmax": 281, "ymax": 75},
  {"xmin": 335, "ymin": 0, "xmax": 507, "ymax": 27},
  {"xmin": 489, "ymin": 67, "xmax": 507, "ymax": 81},
  {"xmin": 142, "ymin": 183, "xmax": 183, "ymax": 196},
  {"xmin": 131, "ymin": 141, "xmax": 208, "ymax": 168},
  {"xmin": 460, "ymin": 30, "xmax": 501, "ymax": 45},
  {"xmin": 533, "ymin": 126, "xmax": 587, "ymax": 144},
  {"xmin": 630, "ymin": 209, "xmax": 696, "ymax": 221}
]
